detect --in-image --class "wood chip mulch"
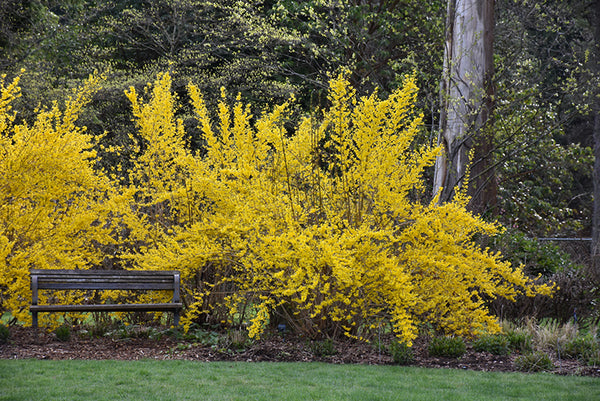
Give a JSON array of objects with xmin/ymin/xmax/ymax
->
[{"xmin": 2, "ymin": 326, "xmax": 599, "ymax": 377}]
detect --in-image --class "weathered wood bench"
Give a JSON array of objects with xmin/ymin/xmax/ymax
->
[{"xmin": 30, "ymin": 269, "xmax": 182, "ymax": 328}]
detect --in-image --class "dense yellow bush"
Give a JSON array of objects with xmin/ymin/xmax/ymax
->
[
  {"xmin": 123, "ymin": 72, "xmax": 553, "ymax": 343},
  {"xmin": 0, "ymin": 71, "xmax": 553, "ymax": 340},
  {"xmin": 0, "ymin": 73, "xmax": 117, "ymax": 325}
]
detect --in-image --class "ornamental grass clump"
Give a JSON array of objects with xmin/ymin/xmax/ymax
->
[
  {"xmin": 525, "ymin": 318, "xmax": 578, "ymax": 354},
  {"xmin": 514, "ymin": 351, "xmax": 554, "ymax": 372}
]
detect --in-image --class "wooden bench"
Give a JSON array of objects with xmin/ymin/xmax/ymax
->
[{"xmin": 30, "ymin": 269, "xmax": 182, "ymax": 328}]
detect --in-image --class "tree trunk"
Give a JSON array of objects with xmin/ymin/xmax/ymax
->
[
  {"xmin": 592, "ymin": 0, "xmax": 600, "ymax": 275},
  {"xmin": 593, "ymin": 113, "xmax": 600, "ymax": 262},
  {"xmin": 434, "ymin": 0, "xmax": 496, "ymax": 214}
]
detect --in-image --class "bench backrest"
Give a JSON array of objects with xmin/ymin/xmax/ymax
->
[
  {"xmin": 30, "ymin": 269, "xmax": 181, "ymax": 303},
  {"xmin": 30, "ymin": 269, "xmax": 179, "ymax": 290}
]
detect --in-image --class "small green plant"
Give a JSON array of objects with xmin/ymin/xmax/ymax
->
[
  {"xmin": 85, "ymin": 318, "xmax": 120, "ymax": 338},
  {"xmin": 55, "ymin": 325, "xmax": 71, "ymax": 342},
  {"xmin": 564, "ymin": 334, "xmax": 596, "ymax": 358},
  {"xmin": 105, "ymin": 324, "xmax": 164, "ymax": 340},
  {"xmin": 473, "ymin": 334, "xmax": 509, "ymax": 355},
  {"xmin": 506, "ymin": 328, "xmax": 533, "ymax": 353},
  {"xmin": 428, "ymin": 336, "xmax": 466, "ymax": 358},
  {"xmin": 389, "ymin": 341, "xmax": 414, "ymax": 365},
  {"xmin": 185, "ymin": 328, "xmax": 222, "ymax": 347},
  {"xmin": 564, "ymin": 333, "xmax": 600, "ymax": 365},
  {"xmin": 586, "ymin": 351, "xmax": 600, "ymax": 366},
  {"xmin": 309, "ymin": 339, "xmax": 337, "ymax": 357},
  {"xmin": 0, "ymin": 324, "xmax": 9, "ymax": 344},
  {"xmin": 228, "ymin": 329, "xmax": 252, "ymax": 350},
  {"xmin": 514, "ymin": 351, "xmax": 554, "ymax": 372}
]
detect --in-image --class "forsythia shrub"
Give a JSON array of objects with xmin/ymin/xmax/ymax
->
[
  {"xmin": 123, "ymin": 71, "xmax": 554, "ymax": 344},
  {"xmin": 0, "ymin": 70, "xmax": 554, "ymax": 340},
  {"xmin": 0, "ymin": 73, "xmax": 118, "ymax": 326}
]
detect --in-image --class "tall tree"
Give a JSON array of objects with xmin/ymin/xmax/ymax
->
[
  {"xmin": 592, "ymin": 0, "xmax": 600, "ymax": 271},
  {"xmin": 434, "ymin": 0, "xmax": 495, "ymax": 214}
]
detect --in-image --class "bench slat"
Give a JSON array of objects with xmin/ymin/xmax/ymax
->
[
  {"xmin": 36, "ymin": 275, "xmax": 175, "ymax": 280},
  {"xmin": 30, "ymin": 269, "xmax": 181, "ymax": 276},
  {"xmin": 37, "ymin": 282, "xmax": 175, "ymax": 290},
  {"xmin": 30, "ymin": 303, "xmax": 183, "ymax": 312}
]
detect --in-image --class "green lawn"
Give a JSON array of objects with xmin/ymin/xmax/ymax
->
[{"xmin": 1, "ymin": 360, "xmax": 598, "ymax": 401}]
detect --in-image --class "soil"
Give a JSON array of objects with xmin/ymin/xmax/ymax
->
[{"xmin": 2, "ymin": 326, "xmax": 599, "ymax": 377}]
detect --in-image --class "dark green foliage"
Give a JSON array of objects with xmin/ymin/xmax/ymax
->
[
  {"xmin": 178, "ymin": 326, "xmax": 252, "ymax": 350},
  {"xmin": 183, "ymin": 327, "xmax": 222, "ymax": 347},
  {"xmin": 104, "ymin": 324, "xmax": 166, "ymax": 340},
  {"xmin": 0, "ymin": 324, "xmax": 9, "ymax": 344},
  {"xmin": 309, "ymin": 339, "xmax": 337, "ymax": 357},
  {"xmin": 269, "ymin": 1, "xmax": 445, "ymax": 100},
  {"xmin": 514, "ymin": 351, "xmax": 555, "ymax": 372},
  {"xmin": 55, "ymin": 325, "xmax": 71, "ymax": 342},
  {"xmin": 473, "ymin": 334, "xmax": 510, "ymax": 356},
  {"xmin": 494, "ymin": 230, "xmax": 574, "ymax": 277},
  {"xmin": 389, "ymin": 341, "xmax": 415, "ymax": 365},
  {"xmin": 428, "ymin": 336, "xmax": 466, "ymax": 358},
  {"xmin": 494, "ymin": 0, "xmax": 595, "ymax": 238}
]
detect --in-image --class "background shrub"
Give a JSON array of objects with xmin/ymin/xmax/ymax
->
[{"xmin": 490, "ymin": 233, "xmax": 597, "ymax": 324}]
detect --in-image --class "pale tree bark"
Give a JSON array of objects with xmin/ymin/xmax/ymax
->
[{"xmin": 434, "ymin": 0, "xmax": 496, "ymax": 214}]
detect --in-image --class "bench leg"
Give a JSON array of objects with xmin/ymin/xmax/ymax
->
[
  {"xmin": 174, "ymin": 310, "xmax": 180, "ymax": 327},
  {"xmin": 32, "ymin": 311, "xmax": 38, "ymax": 329}
]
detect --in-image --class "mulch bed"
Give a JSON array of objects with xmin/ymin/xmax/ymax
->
[{"xmin": 2, "ymin": 326, "xmax": 599, "ymax": 377}]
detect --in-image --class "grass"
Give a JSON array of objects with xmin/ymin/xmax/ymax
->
[{"xmin": 0, "ymin": 360, "xmax": 598, "ymax": 401}]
